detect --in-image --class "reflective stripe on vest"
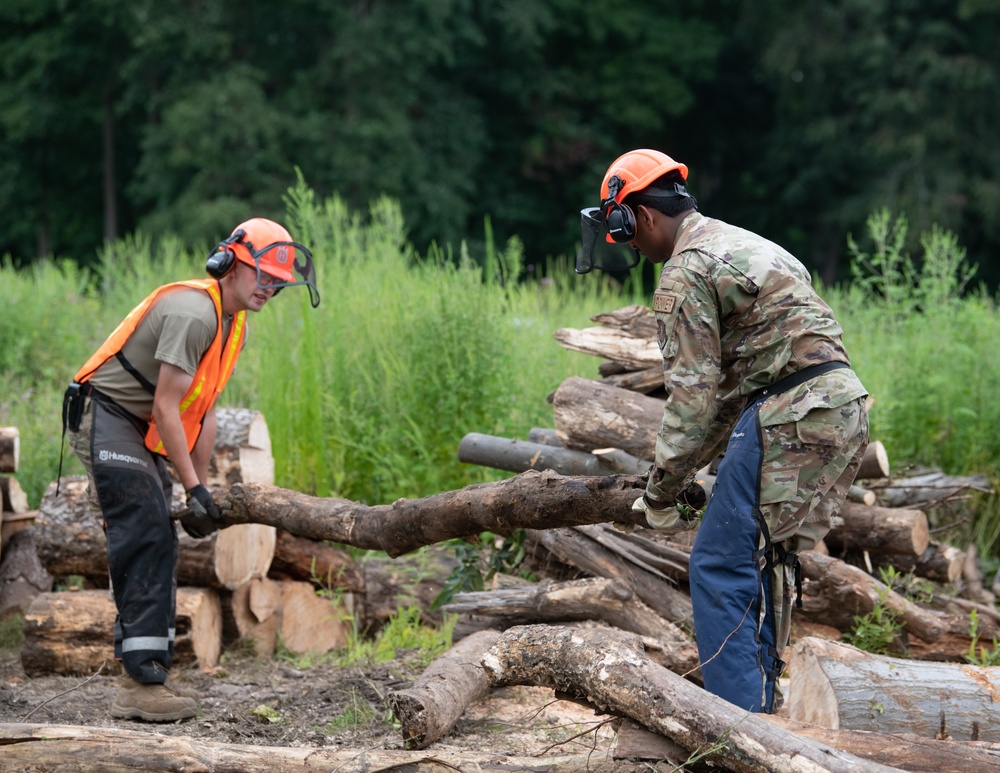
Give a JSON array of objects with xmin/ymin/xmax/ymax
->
[{"xmin": 73, "ymin": 279, "xmax": 246, "ymax": 456}]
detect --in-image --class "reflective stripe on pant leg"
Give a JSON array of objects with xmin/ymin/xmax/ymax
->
[
  {"xmin": 689, "ymin": 397, "xmax": 769, "ymax": 712},
  {"xmin": 89, "ymin": 397, "xmax": 177, "ymax": 684}
]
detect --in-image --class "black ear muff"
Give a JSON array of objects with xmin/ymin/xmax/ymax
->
[
  {"xmin": 205, "ymin": 229, "xmax": 247, "ymax": 278},
  {"xmin": 603, "ymin": 176, "xmax": 636, "ymax": 243}
]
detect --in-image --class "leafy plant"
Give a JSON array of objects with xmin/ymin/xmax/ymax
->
[
  {"xmin": 845, "ymin": 566, "xmax": 904, "ymax": 655},
  {"xmin": 965, "ymin": 609, "xmax": 1000, "ymax": 667},
  {"xmin": 433, "ymin": 529, "xmax": 534, "ymax": 609}
]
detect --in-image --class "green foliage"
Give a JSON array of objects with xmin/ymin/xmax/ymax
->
[
  {"xmin": 0, "ymin": 612, "xmax": 24, "ymax": 650},
  {"xmin": 434, "ymin": 530, "xmax": 533, "ymax": 609},
  {"xmin": 845, "ymin": 566, "xmax": 904, "ymax": 655},
  {"xmin": 965, "ymin": 609, "xmax": 1000, "ymax": 666},
  {"xmin": 333, "ymin": 606, "xmax": 457, "ymax": 669}
]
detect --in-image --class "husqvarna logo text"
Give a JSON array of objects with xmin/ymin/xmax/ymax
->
[
  {"xmin": 98, "ymin": 449, "xmax": 148, "ymax": 468},
  {"xmin": 275, "ymin": 245, "xmax": 290, "ymax": 264}
]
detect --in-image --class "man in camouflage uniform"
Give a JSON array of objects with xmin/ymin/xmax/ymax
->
[{"xmin": 577, "ymin": 149, "xmax": 868, "ymax": 713}]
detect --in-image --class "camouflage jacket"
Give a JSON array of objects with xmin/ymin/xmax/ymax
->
[{"xmin": 645, "ymin": 212, "xmax": 868, "ymax": 505}]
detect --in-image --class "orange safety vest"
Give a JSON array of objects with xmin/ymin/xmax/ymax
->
[{"xmin": 73, "ymin": 279, "xmax": 246, "ymax": 456}]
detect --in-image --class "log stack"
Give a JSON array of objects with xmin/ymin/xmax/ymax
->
[
  {"xmin": 445, "ymin": 304, "xmax": 1000, "ymax": 755},
  {"xmin": 14, "ymin": 407, "xmax": 361, "ymax": 675}
]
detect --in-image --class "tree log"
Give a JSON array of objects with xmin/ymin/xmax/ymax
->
[
  {"xmin": 231, "ymin": 577, "xmax": 350, "ymax": 656},
  {"xmin": 269, "ymin": 529, "xmax": 364, "ymax": 590},
  {"xmin": 873, "ymin": 540, "xmax": 965, "ymax": 584},
  {"xmin": 482, "ymin": 624, "xmax": 903, "ymax": 773},
  {"xmin": 589, "ymin": 304, "xmax": 659, "ymax": 339},
  {"xmin": 825, "ymin": 502, "xmax": 929, "ymax": 557},
  {"xmin": 855, "ymin": 440, "xmax": 890, "ymax": 480},
  {"xmin": 0, "ymin": 529, "xmax": 51, "ymax": 620},
  {"xmin": 388, "ymin": 628, "xmax": 502, "ymax": 749},
  {"xmin": 552, "ymin": 324, "xmax": 661, "ymax": 371},
  {"xmin": 788, "ymin": 636, "xmax": 1000, "ymax": 741},
  {"xmin": 847, "ymin": 484, "xmax": 877, "ymax": 506},
  {"xmin": 552, "ymin": 376, "xmax": 663, "ymax": 457},
  {"xmin": 798, "ymin": 551, "xmax": 948, "ymax": 643},
  {"xmin": 0, "ymin": 723, "xmax": 610, "ymax": 772},
  {"xmin": 21, "ymin": 587, "xmax": 222, "ymax": 676},
  {"xmin": 876, "ymin": 470, "xmax": 993, "ymax": 509},
  {"xmin": 219, "ymin": 470, "xmax": 647, "ymax": 558},
  {"xmin": 457, "ymin": 432, "xmax": 647, "ymax": 476},
  {"xmin": 1, "ymin": 474, "xmax": 29, "ymax": 513},
  {"xmin": 1, "ymin": 510, "xmax": 36, "ymax": 553},
  {"xmin": 764, "ymin": 716, "xmax": 1000, "ymax": 772},
  {"xmin": 442, "ymin": 577, "xmax": 699, "ymax": 676},
  {"xmin": 525, "ymin": 526, "xmax": 694, "ymax": 626},
  {"xmin": 0, "ymin": 426, "xmax": 19, "ymax": 473}
]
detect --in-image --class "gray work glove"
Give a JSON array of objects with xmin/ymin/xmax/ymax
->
[{"xmin": 181, "ymin": 484, "xmax": 224, "ymax": 539}]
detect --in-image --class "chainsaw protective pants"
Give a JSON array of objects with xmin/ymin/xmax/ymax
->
[{"xmin": 69, "ymin": 393, "xmax": 178, "ymax": 684}]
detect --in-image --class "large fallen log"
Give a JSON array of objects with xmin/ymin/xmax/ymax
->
[
  {"xmin": 553, "ymin": 321, "xmax": 661, "ymax": 371},
  {"xmin": 268, "ymin": 529, "xmax": 364, "ymax": 590},
  {"xmin": 220, "ymin": 470, "xmax": 647, "ymax": 558},
  {"xmin": 457, "ymin": 432, "xmax": 648, "ymax": 475},
  {"xmin": 873, "ymin": 540, "xmax": 965, "ymax": 584},
  {"xmin": 482, "ymin": 623, "xmax": 903, "ymax": 773},
  {"xmin": 388, "ymin": 628, "xmax": 502, "ymax": 750},
  {"xmin": 442, "ymin": 577, "xmax": 699, "ymax": 676},
  {"xmin": 788, "ymin": 636, "xmax": 1000, "ymax": 741},
  {"xmin": 21, "ymin": 587, "xmax": 222, "ymax": 676},
  {"xmin": 0, "ymin": 723, "xmax": 608, "ymax": 772},
  {"xmin": 825, "ymin": 502, "xmax": 929, "ymax": 557},
  {"xmin": 764, "ymin": 716, "xmax": 1000, "ymax": 772}
]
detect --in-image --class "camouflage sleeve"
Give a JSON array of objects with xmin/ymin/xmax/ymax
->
[{"xmin": 645, "ymin": 268, "xmax": 723, "ymax": 506}]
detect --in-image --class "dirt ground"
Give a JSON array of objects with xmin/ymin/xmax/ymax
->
[{"xmin": 0, "ymin": 635, "xmax": 628, "ymax": 765}]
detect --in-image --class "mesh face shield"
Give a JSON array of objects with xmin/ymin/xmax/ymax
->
[
  {"xmin": 250, "ymin": 241, "xmax": 321, "ymax": 308},
  {"xmin": 576, "ymin": 206, "xmax": 641, "ymax": 274}
]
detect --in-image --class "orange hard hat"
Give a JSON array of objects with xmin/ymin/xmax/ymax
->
[
  {"xmin": 229, "ymin": 218, "xmax": 297, "ymax": 284},
  {"xmin": 600, "ymin": 149, "xmax": 688, "ymax": 204}
]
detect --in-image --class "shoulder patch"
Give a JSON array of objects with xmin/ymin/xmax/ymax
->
[{"xmin": 652, "ymin": 290, "xmax": 680, "ymax": 314}]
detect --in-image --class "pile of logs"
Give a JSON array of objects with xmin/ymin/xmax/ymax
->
[
  {"xmin": 5, "ymin": 408, "xmax": 367, "ymax": 676},
  {"xmin": 4, "ymin": 306, "xmax": 1000, "ymax": 771},
  {"xmin": 0, "ymin": 426, "xmax": 46, "ymax": 621}
]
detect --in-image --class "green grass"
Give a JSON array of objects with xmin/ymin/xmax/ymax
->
[{"xmin": 2, "ymin": 189, "xmax": 998, "ymax": 561}]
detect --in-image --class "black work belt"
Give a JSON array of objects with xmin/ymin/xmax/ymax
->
[{"xmin": 746, "ymin": 361, "xmax": 849, "ymax": 405}]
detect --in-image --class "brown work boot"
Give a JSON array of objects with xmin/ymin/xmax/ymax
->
[
  {"xmin": 164, "ymin": 676, "xmax": 200, "ymax": 701},
  {"xmin": 110, "ymin": 674, "xmax": 198, "ymax": 722}
]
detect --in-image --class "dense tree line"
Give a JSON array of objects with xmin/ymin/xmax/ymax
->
[{"xmin": 1, "ymin": 0, "xmax": 998, "ymax": 287}]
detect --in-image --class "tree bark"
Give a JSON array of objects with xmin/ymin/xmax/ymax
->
[
  {"xmin": 551, "ymin": 376, "xmax": 662, "ymax": 457},
  {"xmin": 0, "ymin": 426, "xmax": 20, "ymax": 473},
  {"xmin": 764, "ymin": 716, "xmax": 1000, "ymax": 772},
  {"xmin": 443, "ymin": 577, "xmax": 699, "ymax": 676},
  {"xmin": 269, "ymin": 530, "xmax": 364, "ymax": 591},
  {"xmin": 388, "ymin": 628, "xmax": 502, "ymax": 750},
  {"xmin": 525, "ymin": 526, "xmax": 694, "ymax": 626},
  {"xmin": 0, "ymin": 723, "xmax": 609, "ymax": 772},
  {"xmin": 825, "ymin": 502, "xmax": 929, "ymax": 557},
  {"xmin": 21, "ymin": 587, "xmax": 222, "ymax": 676},
  {"xmin": 457, "ymin": 432, "xmax": 648, "ymax": 476},
  {"xmin": 220, "ymin": 470, "xmax": 647, "ymax": 558},
  {"xmin": 482, "ymin": 624, "xmax": 904, "ymax": 773},
  {"xmin": 788, "ymin": 636, "xmax": 1000, "ymax": 741},
  {"xmin": 0, "ymin": 529, "xmax": 51, "ymax": 620}
]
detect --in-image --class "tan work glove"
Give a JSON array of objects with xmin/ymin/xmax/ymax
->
[{"xmin": 631, "ymin": 494, "xmax": 701, "ymax": 532}]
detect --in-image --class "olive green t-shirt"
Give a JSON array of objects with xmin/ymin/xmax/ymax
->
[{"xmin": 88, "ymin": 287, "xmax": 233, "ymax": 420}]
